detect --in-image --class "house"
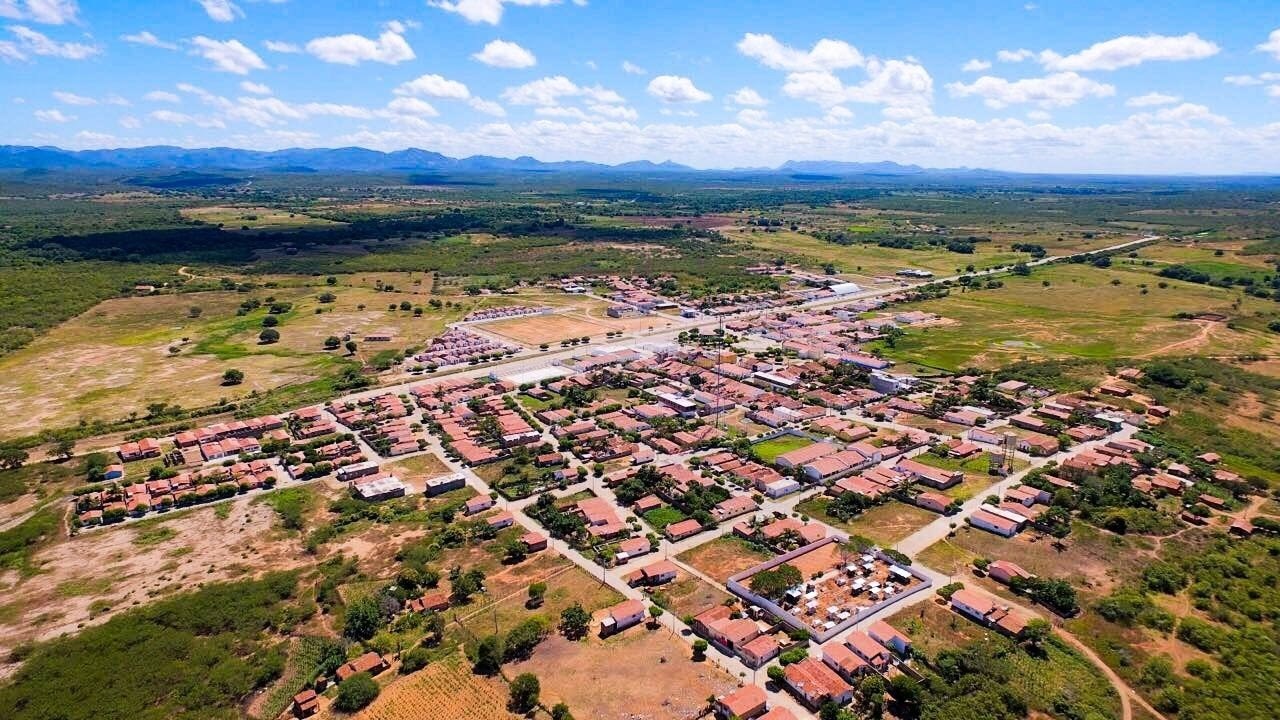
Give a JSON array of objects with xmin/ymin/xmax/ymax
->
[
  {"xmin": 867, "ymin": 620, "xmax": 911, "ymax": 655},
  {"xmin": 486, "ymin": 510, "xmax": 516, "ymax": 530},
  {"xmin": 520, "ymin": 532, "xmax": 548, "ymax": 552},
  {"xmin": 335, "ymin": 652, "xmax": 389, "ymax": 681},
  {"xmin": 351, "ymin": 475, "xmax": 408, "ymax": 502},
  {"xmin": 464, "ymin": 495, "xmax": 495, "ymax": 515},
  {"xmin": 715, "ymin": 685, "xmax": 768, "ymax": 720},
  {"xmin": 292, "ymin": 689, "xmax": 319, "ymax": 717},
  {"xmin": 665, "ymin": 518, "xmax": 704, "ymax": 541},
  {"xmin": 987, "ymin": 560, "xmax": 1034, "ymax": 585},
  {"xmin": 949, "ymin": 588, "xmax": 996, "ymax": 622},
  {"xmin": 759, "ymin": 708, "xmax": 799, "ymax": 720},
  {"xmin": 626, "ymin": 559, "xmax": 678, "ymax": 587},
  {"xmin": 406, "ymin": 592, "xmax": 450, "ymax": 614},
  {"xmin": 968, "ymin": 508, "xmax": 1021, "ymax": 537},
  {"xmin": 774, "ymin": 441, "xmax": 838, "ymax": 469},
  {"xmin": 601, "ymin": 598, "xmax": 646, "ymax": 635},
  {"xmin": 1018, "ymin": 435, "xmax": 1059, "ymax": 456},
  {"xmin": 914, "ymin": 491, "xmax": 952, "ymax": 514},
  {"xmin": 739, "ymin": 634, "xmax": 781, "ymax": 668},
  {"xmin": 895, "ymin": 458, "xmax": 963, "ymax": 489},
  {"xmin": 634, "ymin": 494, "xmax": 664, "ymax": 514},
  {"xmin": 783, "ymin": 658, "xmax": 854, "ymax": 708},
  {"xmin": 711, "ymin": 495, "xmax": 758, "ymax": 522},
  {"xmin": 615, "ymin": 536, "xmax": 652, "ymax": 563},
  {"xmin": 845, "ymin": 631, "xmax": 892, "ymax": 670},
  {"xmin": 822, "ymin": 643, "xmax": 870, "ymax": 681},
  {"xmin": 425, "ymin": 474, "xmax": 466, "ymax": 496},
  {"xmin": 103, "ymin": 464, "xmax": 125, "ymax": 481}
]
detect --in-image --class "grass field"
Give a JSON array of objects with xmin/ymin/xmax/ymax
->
[
  {"xmin": 651, "ymin": 573, "xmax": 732, "ymax": 620},
  {"xmin": 797, "ymin": 496, "xmax": 936, "ymax": 546},
  {"xmin": 459, "ymin": 563, "xmax": 623, "ymax": 639},
  {"xmin": 877, "ymin": 262, "xmax": 1280, "ymax": 370},
  {"xmin": 180, "ymin": 205, "xmax": 345, "ymax": 230},
  {"xmin": 750, "ymin": 435, "xmax": 813, "ymax": 464},
  {"xmin": 347, "ymin": 653, "xmax": 519, "ymax": 720}
]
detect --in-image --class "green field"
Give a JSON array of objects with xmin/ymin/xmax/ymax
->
[{"xmin": 750, "ymin": 435, "xmax": 814, "ymax": 464}]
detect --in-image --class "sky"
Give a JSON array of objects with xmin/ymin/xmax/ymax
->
[{"xmin": 2, "ymin": 0, "xmax": 1280, "ymax": 173}]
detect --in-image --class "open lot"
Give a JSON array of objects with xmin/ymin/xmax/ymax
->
[
  {"xmin": 879, "ymin": 261, "xmax": 1280, "ymax": 370},
  {"xmin": 514, "ymin": 627, "xmax": 738, "ymax": 720},
  {"xmin": 677, "ymin": 536, "xmax": 773, "ymax": 584},
  {"xmin": 797, "ymin": 496, "xmax": 937, "ymax": 547},
  {"xmin": 460, "ymin": 562, "xmax": 623, "ymax": 638},
  {"xmin": 180, "ymin": 205, "xmax": 346, "ymax": 230},
  {"xmin": 344, "ymin": 653, "xmax": 519, "ymax": 720},
  {"xmin": 652, "ymin": 573, "xmax": 732, "ymax": 619}
]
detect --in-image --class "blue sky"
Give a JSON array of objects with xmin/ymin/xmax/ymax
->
[{"xmin": 3, "ymin": 0, "xmax": 1280, "ymax": 172}]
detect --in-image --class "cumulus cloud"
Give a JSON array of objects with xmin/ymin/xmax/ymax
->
[
  {"xmin": 429, "ymin": 0, "xmax": 577, "ymax": 26},
  {"xmin": 468, "ymin": 97, "xmax": 506, "ymax": 116},
  {"xmin": 263, "ymin": 39, "xmax": 300, "ymax": 53},
  {"xmin": 150, "ymin": 109, "xmax": 225, "ymax": 128},
  {"xmin": 385, "ymin": 96, "xmax": 439, "ymax": 118},
  {"xmin": 727, "ymin": 87, "xmax": 767, "ymax": 106},
  {"xmin": 472, "ymin": 39, "xmax": 535, "ymax": 68},
  {"xmin": 962, "ymin": 58, "xmax": 991, "ymax": 72},
  {"xmin": 306, "ymin": 23, "xmax": 414, "ymax": 65},
  {"xmin": 1257, "ymin": 29, "xmax": 1280, "ymax": 61},
  {"xmin": 621, "ymin": 60, "xmax": 646, "ymax": 75},
  {"xmin": 118, "ymin": 115, "xmax": 141, "ymax": 129},
  {"xmin": 34, "ymin": 107, "xmax": 72, "ymax": 122},
  {"xmin": 1126, "ymin": 92, "xmax": 1180, "ymax": 107},
  {"xmin": 647, "ymin": 75, "xmax": 711, "ymax": 103},
  {"xmin": 1040, "ymin": 33, "xmax": 1219, "ymax": 71},
  {"xmin": 395, "ymin": 73, "xmax": 471, "ymax": 99},
  {"xmin": 0, "ymin": 0, "xmax": 79, "ymax": 24},
  {"xmin": 947, "ymin": 71, "xmax": 1114, "ymax": 109},
  {"xmin": 197, "ymin": 0, "xmax": 242, "ymax": 22},
  {"xmin": 240, "ymin": 80, "xmax": 271, "ymax": 95},
  {"xmin": 783, "ymin": 58, "xmax": 934, "ymax": 113},
  {"xmin": 996, "ymin": 48, "xmax": 1034, "ymax": 63},
  {"xmin": 736, "ymin": 32, "xmax": 863, "ymax": 72},
  {"xmin": 121, "ymin": 30, "xmax": 177, "ymax": 50},
  {"xmin": 190, "ymin": 36, "xmax": 266, "ymax": 74},
  {"xmin": 501, "ymin": 75, "xmax": 622, "ymax": 106},
  {"xmin": 5, "ymin": 25, "xmax": 98, "ymax": 59},
  {"xmin": 1223, "ymin": 72, "xmax": 1280, "ymax": 86}
]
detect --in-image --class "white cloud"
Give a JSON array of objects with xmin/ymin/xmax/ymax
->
[
  {"xmin": 6, "ymin": 25, "xmax": 98, "ymax": 59},
  {"xmin": 647, "ymin": 75, "xmax": 711, "ymax": 103},
  {"xmin": 727, "ymin": 87, "xmax": 767, "ymax": 106},
  {"xmin": 501, "ymin": 75, "xmax": 622, "ymax": 106},
  {"xmin": 1126, "ymin": 92, "xmax": 1180, "ymax": 107},
  {"xmin": 1040, "ymin": 33, "xmax": 1219, "ymax": 72},
  {"xmin": 962, "ymin": 58, "xmax": 991, "ymax": 72},
  {"xmin": 264, "ymin": 39, "xmax": 300, "ymax": 53},
  {"xmin": 823, "ymin": 106, "xmax": 853, "ymax": 124},
  {"xmin": 395, "ymin": 73, "xmax": 471, "ymax": 99},
  {"xmin": 783, "ymin": 58, "xmax": 934, "ymax": 112},
  {"xmin": 145, "ymin": 90, "xmax": 181, "ymax": 103},
  {"xmin": 468, "ymin": 97, "xmax": 506, "ymax": 116},
  {"xmin": 621, "ymin": 60, "xmax": 646, "ymax": 75},
  {"xmin": 428, "ymin": 0, "xmax": 572, "ymax": 26},
  {"xmin": 1223, "ymin": 73, "xmax": 1280, "ymax": 86},
  {"xmin": 996, "ymin": 48, "xmax": 1034, "ymax": 63},
  {"xmin": 736, "ymin": 108, "xmax": 769, "ymax": 126},
  {"xmin": 34, "ymin": 107, "xmax": 72, "ymax": 122},
  {"xmin": 240, "ymin": 80, "xmax": 271, "ymax": 95},
  {"xmin": 585, "ymin": 102, "xmax": 635, "ymax": 120},
  {"xmin": 0, "ymin": 40, "xmax": 23, "ymax": 61},
  {"xmin": 121, "ymin": 30, "xmax": 177, "ymax": 50},
  {"xmin": 1255, "ymin": 28, "xmax": 1280, "ymax": 61},
  {"xmin": 0, "ymin": 0, "xmax": 79, "ymax": 25},
  {"xmin": 472, "ymin": 39, "xmax": 535, "ymax": 68},
  {"xmin": 305, "ymin": 24, "xmax": 414, "ymax": 65},
  {"xmin": 190, "ymin": 36, "xmax": 266, "ymax": 74},
  {"xmin": 1026, "ymin": 110, "xmax": 1051, "ymax": 121},
  {"xmin": 947, "ymin": 71, "xmax": 1114, "ymax": 109},
  {"xmin": 104, "ymin": 93, "xmax": 129, "ymax": 106},
  {"xmin": 52, "ymin": 90, "xmax": 94, "ymax": 105},
  {"xmin": 150, "ymin": 109, "xmax": 225, "ymax": 128},
  {"xmin": 118, "ymin": 115, "xmax": 141, "ymax": 129},
  {"xmin": 197, "ymin": 0, "xmax": 242, "ymax": 23},
  {"xmin": 385, "ymin": 96, "xmax": 439, "ymax": 118},
  {"xmin": 1145, "ymin": 102, "xmax": 1229, "ymax": 125},
  {"xmin": 736, "ymin": 32, "xmax": 863, "ymax": 72}
]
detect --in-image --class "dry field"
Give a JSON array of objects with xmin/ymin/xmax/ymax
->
[
  {"xmin": 653, "ymin": 573, "xmax": 732, "ymax": 619},
  {"xmin": 0, "ymin": 495, "xmax": 310, "ymax": 661},
  {"xmin": 346, "ymin": 654, "xmax": 519, "ymax": 720},
  {"xmin": 483, "ymin": 312, "xmax": 614, "ymax": 346},
  {"xmin": 180, "ymin": 205, "xmax": 346, "ymax": 229},
  {"xmin": 677, "ymin": 536, "xmax": 772, "ymax": 584},
  {"xmin": 796, "ymin": 497, "xmax": 936, "ymax": 546},
  {"xmin": 459, "ymin": 562, "xmax": 622, "ymax": 638},
  {"xmin": 514, "ymin": 629, "xmax": 739, "ymax": 720}
]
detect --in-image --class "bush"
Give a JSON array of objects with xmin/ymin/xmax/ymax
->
[
  {"xmin": 508, "ymin": 672, "xmax": 540, "ymax": 713},
  {"xmin": 342, "ymin": 597, "xmax": 381, "ymax": 640},
  {"xmin": 399, "ymin": 647, "xmax": 430, "ymax": 674},
  {"xmin": 333, "ymin": 672, "xmax": 379, "ymax": 712}
]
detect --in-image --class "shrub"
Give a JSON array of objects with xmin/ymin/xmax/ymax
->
[
  {"xmin": 508, "ymin": 672, "xmax": 540, "ymax": 713},
  {"xmin": 333, "ymin": 672, "xmax": 379, "ymax": 712}
]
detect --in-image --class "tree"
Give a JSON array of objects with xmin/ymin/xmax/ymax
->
[
  {"xmin": 1022, "ymin": 618, "xmax": 1052, "ymax": 648},
  {"xmin": 749, "ymin": 563, "xmax": 802, "ymax": 601},
  {"xmin": 560, "ymin": 602, "xmax": 590, "ymax": 639},
  {"xmin": 648, "ymin": 605, "xmax": 664, "ymax": 625},
  {"xmin": 551, "ymin": 703, "xmax": 574, "ymax": 720},
  {"xmin": 48, "ymin": 436, "xmax": 76, "ymax": 460},
  {"xmin": 0, "ymin": 444, "xmax": 30, "ymax": 470},
  {"xmin": 504, "ymin": 617, "xmax": 549, "ymax": 661},
  {"xmin": 692, "ymin": 639, "xmax": 708, "ymax": 660},
  {"xmin": 399, "ymin": 647, "xmax": 430, "ymax": 674},
  {"xmin": 342, "ymin": 596, "xmax": 381, "ymax": 640},
  {"xmin": 261, "ymin": 314, "xmax": 279, "ymax": 328},
  {"xmin": 508, "ymin": 673, "xmax": 540, "ymax": 713},
  {"xmin": 527, "ymin": 581, "xmax": 547, "ymax": 608},
  {"xmin": 324, "ymin": 335, "xmax": 341, "ymax": 350},
  {"xmin": 887, "ymin": 675, "xmax": 922, "ymax": 718},
  {"xmin": 188, "ymin": 306, "xmax": 202, "ymax": 318},
  {"xmin": 473, "ymin": 634, "xmax": 505, "ymax": 675},
  {"xmin": 318, "ymin": 292, "xmax": 337, "ymax": 303},
  {"xmin": 221, "ymin": 369, "xmax": 244, "ymax": 386},
  {"xmin": 345, "ymin": 340, "xmax": 358, "ymax": 354},
  {"xmin": 334, "ymin": 673, "xmax": 379, "ymax": 712},
  {"xmin": 259, "ymin": 328, "xmax": 280, "ymax": 344}
]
